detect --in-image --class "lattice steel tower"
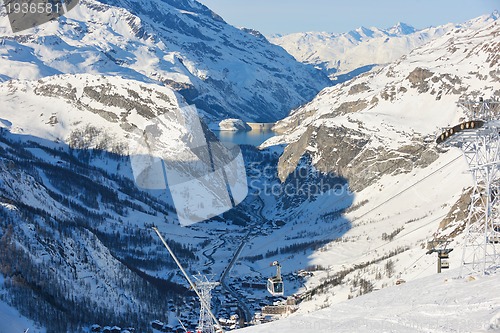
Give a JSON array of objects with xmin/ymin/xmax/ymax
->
[
  {"xmin": 194, "ymin": 274, "xmax": 219, "ymax": 333},
  {"xmin": 152, "ymin": 228, "xmax": 223, "ymax": 333},
  {"xmin": 436, "ymin": 97, "xmax": 500, "ymax": 275}
]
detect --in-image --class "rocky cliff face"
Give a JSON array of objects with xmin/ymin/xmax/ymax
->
[{"xmin": 277, "ymin": 125, "xmax": 439, "ymax": 191}]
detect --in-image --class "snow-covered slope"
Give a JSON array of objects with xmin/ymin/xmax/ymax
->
[
  {"xmin": 0, "ymin": 291, "xmax": 45, "ymax": 333},
  {"xmin": 265, "ymin": 14, "xmax": 500, "ymax": 191},
  {"xmin": 0, "ymin": 75, "xmax": 200, "ymax": 332},
  {"xmin": 0, "ymin": 0, "xmax": 330, "ymax": 122},
  {"xmin": 269, "ymin": 12, "xmax": 499, "ymax": 81},
  {"xmin": 0, "ymin": 71, "xmax": 346, "ymax": 331},
  {"xmin": 239, "ymin": 269, "xmax": 500, "ymax": 333},
  {"xmin": 242, "ymin": 13, "xmax": 500, "ymax": 319}
]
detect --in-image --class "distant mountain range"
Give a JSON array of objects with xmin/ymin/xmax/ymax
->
[{"xmin": 269, "ymin": 12, "xmax": 500, "ymax": 81}]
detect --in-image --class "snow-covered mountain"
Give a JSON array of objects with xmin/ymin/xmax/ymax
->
[
  {"xmin": 269, "ymin": 12, "xmax": 499, "ymax": 81},
  {"xmin": 246, "ymin": 12, "xmax": 500, "ymax": 320},
  {"xmin": 0, "ymin": 0, "xmax": 330, "ymax": 122},
  {"xmin": 0, "ymin": 72, "xmax": 353, "ymax": 332},
  {"xmin": 0, "ymin": 72, "xmax": 352, "ymax": 332},
  {"xmin": 1, "ymin": 5, "xmax": 499, "ymax": 333},
  {"xmin": 0, "ymin": 1, "xmax": 330, "ymax": 331},
  {"xmin": 264, "ymin": 14, "xmax": 500, "ymax": 191},
  {"xmin": 0, "ymin": 74, "xmax": 207, "ymax": 332}
]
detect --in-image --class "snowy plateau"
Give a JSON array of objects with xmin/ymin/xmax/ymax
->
[{"xmin": 0, "ymin": 0, "xmax": 499, "ymax": 333}]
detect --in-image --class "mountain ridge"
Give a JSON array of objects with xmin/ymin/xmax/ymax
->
[
  {"xmin": 268, "ymin": 12, "xmax": 499, "ymax": 80},
  {"xmin": 0, "ymin": 0, "xmax": 330, "ymax": 122},
  {"xmin": 264, "ymin": 14, "xmax": 500, "ymax": 190}
]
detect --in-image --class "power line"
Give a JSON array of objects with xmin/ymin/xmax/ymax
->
[
  {"xmin": 351, "ymin": 154, "xmax": 463, "ymax": 222},
  {"xmin": 244, "ymin": 154, "xmax": 464, "ymax": 279},
  {"xmin": 360, "ymin": 213, "xmax": 448, "ymax": 258}
]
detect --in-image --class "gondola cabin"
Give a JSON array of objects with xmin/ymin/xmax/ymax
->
[
  {"xmin": 267, "ymin": 261, "xmax": 284, "ymax": 296},
  {"xmin": 267, "ymin": 277, "xmax": 284, "ymax": 296}
]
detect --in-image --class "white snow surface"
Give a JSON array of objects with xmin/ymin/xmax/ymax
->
[
  {"xmin": 269, "ymin": 12, "xmax": 499, "ymax": 79},
  {"xmin": 264, "ymin": 14, "xmax": 500, "ymax": 150},
  {"xmin": 0, "ymin": 300, "xmax": 46, "ymax": 333},
  {"xmin": 239, "ymin": 269, "xmax": 500, "ymax": 333},
  {"xmin": 0, "ymin": 276, "xmax": 45, "ymax": 333},
  {"xmin": 0, "ymin": 0, "xmax": 329, "ymax": 122}
]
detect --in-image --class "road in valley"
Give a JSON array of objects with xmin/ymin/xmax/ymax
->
[{"xmin": 218, "ymin": 196, "xmax": 266, "ymax": 324}]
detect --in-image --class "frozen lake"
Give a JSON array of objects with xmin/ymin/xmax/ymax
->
[{"xmin": 215, "ymin": 124, "xmax": 276, "ymax": 146}]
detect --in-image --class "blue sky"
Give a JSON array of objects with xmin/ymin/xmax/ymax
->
[{"xmin": 198, "ymin": 0, "xmax": 499, "ymax": 34}]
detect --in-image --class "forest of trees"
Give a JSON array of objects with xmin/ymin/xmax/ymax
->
[{"xmin": 0, "ymin": 132, "xmax": 198, "ymax": 333}]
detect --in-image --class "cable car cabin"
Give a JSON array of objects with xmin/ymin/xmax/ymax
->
[
  {"xmin": 490, "ymin": 224, "xmax": 500, "ymax": 243},
  {"xmin": 267, "ymin": 261, "xmax": 284, "ymax": 296},
  {"xmin": 267, "ymin": 277, "xmax": 284, "ymax": 296}
]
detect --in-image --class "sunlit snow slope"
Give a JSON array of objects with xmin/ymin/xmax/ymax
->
[
  {"xmin": 269, "ymin": 12, "xmax": 499, "ymax": 81},
  {"xmin": 246, "ymin": 12, "xmax": 500, "ymax": 320},
  {"xmin": 239, "ymin": 269, "xmax": 500, "ymax": 333},
  {"xmin": 0, "ymin": 0, "xmax": 330, "ymax": 122}
]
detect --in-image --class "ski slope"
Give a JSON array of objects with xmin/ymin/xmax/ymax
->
[{"xmin": 239, "ymin": 269, "xmax": 500, "ymax": 333}]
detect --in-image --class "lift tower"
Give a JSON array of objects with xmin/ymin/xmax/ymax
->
[
  {"xmin": 436, "ymin": 97, "xmax": 500, "ymax": 275},
  {"xmin": 152, "ymin": 227, "xmax": 223, "ymax": 333},
  {"xmin": 194, "ymin": 274, "xmax": 219, "ymax": 333}
]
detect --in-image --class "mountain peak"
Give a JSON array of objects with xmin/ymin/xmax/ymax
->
[
  {"xmin": 346, "ymin": 26, "xmax": 375, "ymax": 41},
  {"xmin": 388, "ymin": 22, "xmax": 417, "ymax": 35},
  {"xmin": 0, "ymin": 0, "xmax": 330, "ymax": 122},
  {"xmin": 488, "ymin": 9, "xmax": 499, "ymax": 20}
]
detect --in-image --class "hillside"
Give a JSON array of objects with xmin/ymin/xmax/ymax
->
[
  {"xmin": 0, "ymin": 73, "xmax": 355, "ymax": 331},
  {"xmin": 264, "ymin": 14, "xmax": 500, "ymax": 190},
  {"xmin": 239, "ymin": 269, "xmax": 500, "ymax": 333},
  {"xmin": 0, "ymin": 0, "xmax": 330, "ymax": 122},
  {"xmin": 0, "ymin": 75, "xmax": 201, "ymax": 332},
  {"xmin": 250, "ymin": 11, "xmax": 500, "ymax": 319}
]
